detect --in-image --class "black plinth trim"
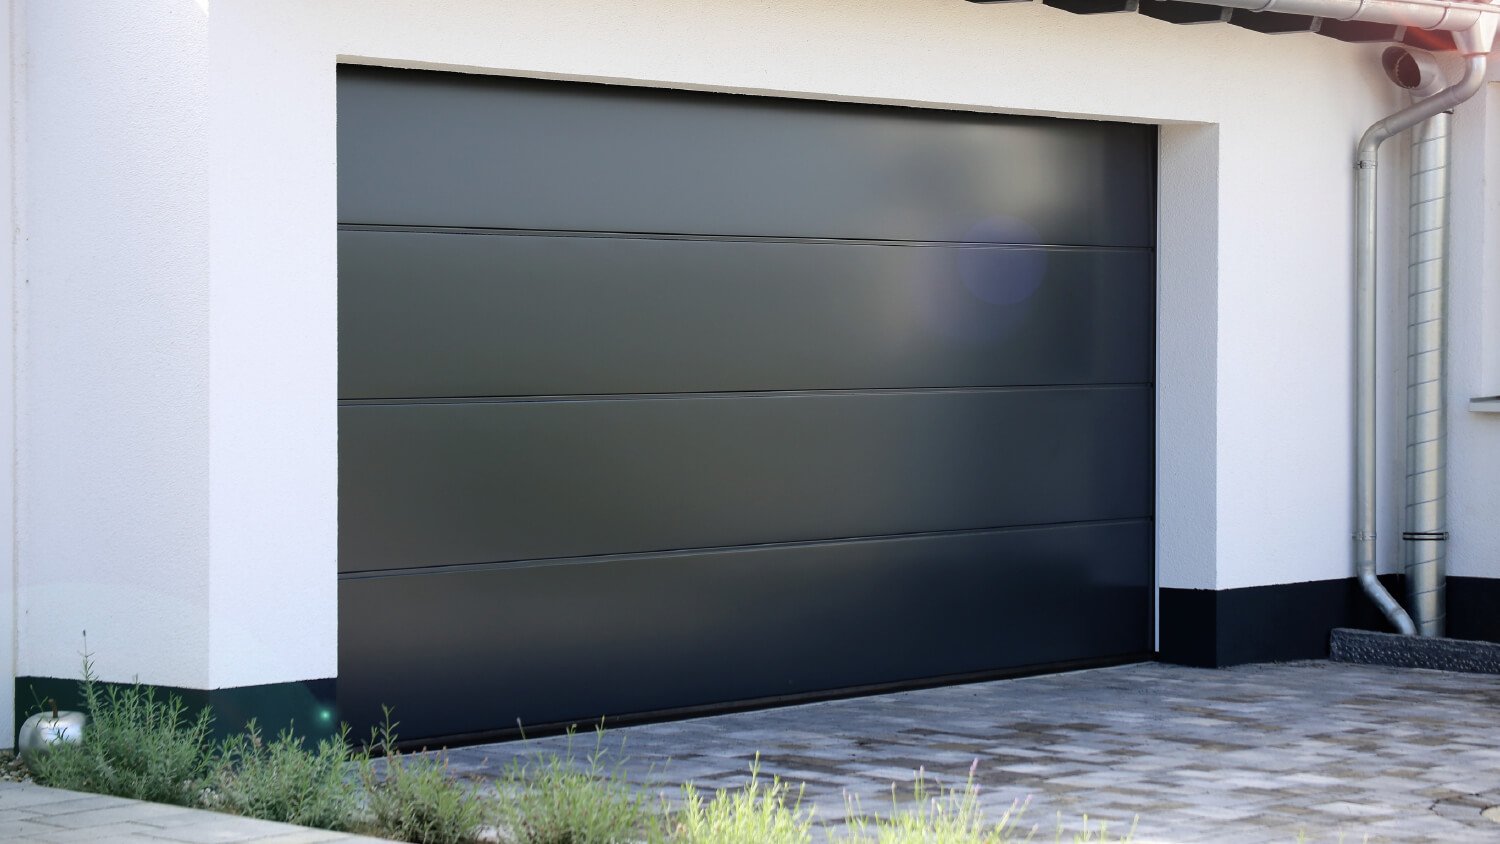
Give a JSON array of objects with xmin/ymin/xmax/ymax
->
[
  {"xmin": 1448, "ymin": 576, "xmax": 1500, "ymax": 644},
  {"xmin": 14, "ymin": 676, "xmax": 338, "ymax": 747},
  {"xmin": 1159, "ymin": 575, "xmax": 1402, "ymax": 668}
]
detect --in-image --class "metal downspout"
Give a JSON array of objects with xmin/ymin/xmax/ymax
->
[
  {"xmin": 1402, "ymin": 65, "xmax": 1452, "ymax": 637},
  {"xmin": 1355, "ymin": 53, "xmax": 1486, "ymax": 636}
]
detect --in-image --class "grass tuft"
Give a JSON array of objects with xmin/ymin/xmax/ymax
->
[
  {"xmin": 362, "ymin": 710, "xmax": 490, "ymax": 844},
  {"xmin": 667, "ymin": 755, "xmax": 815, "ymax": 844},
  {"xmin": 494, "ymin": 724, "xmax": 657, "ymax": 844},
  {"xmin": 843, "ymin": 763, "xmax": 1136, "ymax": 843},
  {"xmin": 208, "ymin": 719, "xmax": 363, "ymax": 830}
]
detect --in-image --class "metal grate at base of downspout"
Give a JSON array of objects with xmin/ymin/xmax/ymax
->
[{"xmin": 1331, "ymin": 627, "xmax": 1500, "ymax": 673}]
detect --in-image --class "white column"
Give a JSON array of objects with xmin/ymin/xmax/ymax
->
[
  {"xmin": 1157, "ymin": 123, "xmax": 1221, "ymax": 605},
  {"xmin": 205, "ymin": 2, "xmax": 338, "ymax": 689},
  {"xmin": 15, "ymin": 0, "xmax": 211, "ymax": 691}
]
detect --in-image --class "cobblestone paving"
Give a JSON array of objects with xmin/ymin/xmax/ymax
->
[
  {"xmin": 0, "ymin": 781, "xmax": 392, "ymax": 843},
  {"xmin": 445, "ymin": 661, "xmax": 1500, "ymax": 843}
]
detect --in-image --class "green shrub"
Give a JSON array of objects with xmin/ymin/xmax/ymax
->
[
  {"xmin": 27, "ymin": 653, "xmax": 213, "ymax": 806},
  {"xmin": 666, "ymin": 756, "xmax": 814, "ymax": 844},
  {"xmin": 494, "ymin": 725, "xmax": 657, "ymax": 844},
  {"xmin": 362, "ymin": 712, "xmax": 490, "ymax": 844},
  {"xmin": 209, "ymin": 720, "xmax": 364, "ymax": 830}
]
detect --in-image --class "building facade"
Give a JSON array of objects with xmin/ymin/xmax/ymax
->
[{"xmin": 3, "ymin": 0, "xmax": 1500, "ymax": 745}]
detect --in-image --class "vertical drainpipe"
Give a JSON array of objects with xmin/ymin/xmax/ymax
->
[
  {"xmin": 1356, "ymin": 49, "xmax": 1489, "ymax": 636},
  {"xmin": 1391, "ymin": 48, "xmax": 1453, "ymax": 637}
]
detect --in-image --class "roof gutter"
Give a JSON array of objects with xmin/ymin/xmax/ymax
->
[{"xmin": 1168, "ymin": 0, "xmax": 1500, "ymax": 37}]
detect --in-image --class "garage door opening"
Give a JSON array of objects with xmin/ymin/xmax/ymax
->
[{"xmin": 336, "ymin": 65, "xmax": 1157, "ymax": 745}]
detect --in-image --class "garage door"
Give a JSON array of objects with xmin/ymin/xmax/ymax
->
[{"xmin": 337, "ymin": 66, "xmax": 1156, "ymax": 744}]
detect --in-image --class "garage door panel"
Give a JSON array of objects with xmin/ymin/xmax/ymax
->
[
  {"xmin": 338, "ymin": 230, "xmax": 1154, "ymax": 399},
  {"xmin": 337, "ymin": 67, "xmax": 1155, "ymax": 248},
  {"xmin": 338, "ymin": 387, "xmax": 1152, "ymax": 574},
  {"xmin": 338, "ymin": 519, "xmax": 1153, "ymax": 742},
  {"xmin": 337, "ymin": 66, "xmax": 1155, "ymax": 742}
]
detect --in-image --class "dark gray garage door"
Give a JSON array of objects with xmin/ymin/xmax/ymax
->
[{"xmin": 337, "ymin": 66, "xmax": 1156, "ymax": 744}]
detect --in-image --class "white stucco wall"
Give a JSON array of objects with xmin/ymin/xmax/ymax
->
[
  {"xmin": 203, "ymin": 0, "xmax": 1405, "ymax": 607},
  {"xmin": 1446, "ymin": 71, "xmax": 1500, "ymax": 582},
  {"xmin": 17, "ymin": 0, "xmax": 210, "ymax": 689},
  {"xmin": 22, "ymin": 0, "xmax": 1479, "ymax": 695}
]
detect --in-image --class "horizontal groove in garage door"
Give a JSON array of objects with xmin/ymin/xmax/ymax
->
[
  {"xmin": 338, "ymin": 223, "xmax": 1157, "ymax": 252},
  {"xmin": 338, "ymin": 384, "xmax": 1153, "ymax": 406},
  {"xmin": 338, "ymin": 515, "xmax": 1151, "ymax": 580},
  {"xmin": 337, "ymin": 518, "xmax": 1154, "ymax": 741},
  {"xmin": 337, "ymin": 386, "xmax": 1152, "ymax": 574},
  {"xmin": 337, "ymin": 66, "xmax": 1155, "ymax": 248},
  {"xmin": 338, "ymin": 230, "xmax": 1154, "ymax": 399}
]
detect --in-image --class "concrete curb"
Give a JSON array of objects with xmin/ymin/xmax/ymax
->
[
  {"xmin": 1330, "ymin": 627, "xmax": 1500, "ymax": 674},
  {"xmin": 0, "ymin": 780, "xmax": 395, "ymax": 843}
]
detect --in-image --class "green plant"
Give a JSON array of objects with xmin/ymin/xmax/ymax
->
[
  {"xmin": 842, "ymin": 766, "xmax": 1017, "ymax": 844},
  {"xmin": 1064, "ymin": 811, "xmax": 1135, "ymax": 844},
  {"xmin": 362, "ymin": 710, "xmax": 490, "ymax": 844},
  {"xmin": 24, "ymin": 652, "xmax": 1153, "ymax": 844},
  {"xmin": 842, "ymin": 763, "xmax": 1135, "ymax": 844},
  {"xmin": 27, "ymin": 651, "xmax": 214, "ymax": 806},
  {"xmin": 494, "ymin": 724, "xmax": 658, "ymax": 844},
  {"xmin": 209, "ymin": 720, "xmax": 365, "ymax": 830},
  {"xmin": 667, "ymin": 756, "xmax": 815, "ymax": 844}
]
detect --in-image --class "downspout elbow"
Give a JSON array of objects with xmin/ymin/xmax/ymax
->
[
  {"xmin": 1359, "ymin": 55, "xmax": 1486, "ymax": 164},
  {"xmin": 1361, "ymin": 570, "xmax": 1417, "ymax": 636}
]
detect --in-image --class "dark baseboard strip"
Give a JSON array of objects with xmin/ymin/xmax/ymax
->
[
  {"xmin": 14, "ymin": 676, "xmax": 337, "ymax": 746},
  {"xmin": 1161, "ymin": 575, "xmax": 1500, "ymax": 668},
  {"xmin": 1331, "ymin": 627, "xmax": 1500, "ymax": 674},
  {"xmin": 1159, "ymin": 575, "xmax": 1403, "ymax": 668},
  {"xmin": 1446, "ymin": 576, "xmax": 1500, "ymax": 644}
]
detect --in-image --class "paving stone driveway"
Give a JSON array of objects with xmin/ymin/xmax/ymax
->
[{"xmin": 443, "ymin": 661, "xmax": 1500, "ymax": 843}]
